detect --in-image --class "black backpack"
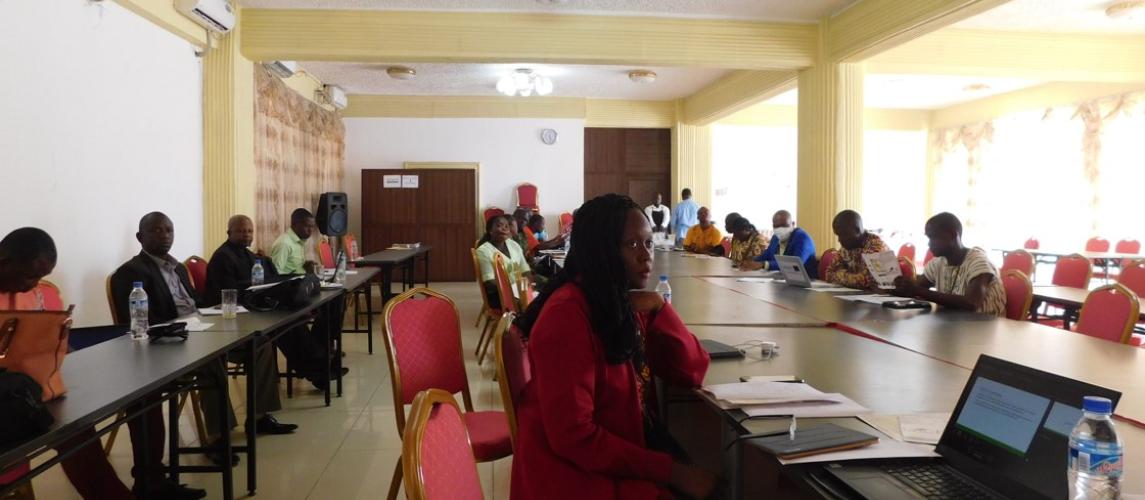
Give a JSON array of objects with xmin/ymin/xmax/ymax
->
[{"xmin": 0, "ymin": 369, "xmax": 54, "ymax": 447}]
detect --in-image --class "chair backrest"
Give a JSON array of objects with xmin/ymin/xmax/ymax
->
[
  {"xmin": 470, "ymin": 248, "xmax": 495, "ymax": 312},
  {"xmin": 183, "ymin": 256, "xmax": 208, "ymax": 294},
  {"xmin": 382, "ymin": 288, "xmax": 473, "ymax": 433},
  {"xmin": 483, "ymin": 207, "xmax": 505, "ymax": 223},
  {"xmin": 105, "ymin": 275, "xmax": 122, "ymax": 324},
  {"xmin": 1000, "ymin": 249, "xmax": 1035, "ymax": 277},
  {"xmin": 1024, "ymin": 237, "xmax": 1040, "ymax": 250},
  {"xmin": 516, "ymin": 183, "xmax": 539, "ymax": 210},
  {"xmin": 37, "ymin": 280, "xmax": 65, "ymax": 311},
  {"xmin": 1085, "ymin": 237, "xmax": 1111, "ymax": 253},
  {"xmin": 317, "ymin": 238, "xmax": 336, "ymax": 269},
  {"xmin": 558, "ymin": 212, "xmax": 573, "ymax": 235},
  {"xmin": 342, "ymin": 233, "xmax": 360, "ymax": 260},
  {"xmin": 1074, "ymin": 284, "xmax": 1140, "ymax": 344},
  {"xmin": 516, "ymin": 276, "xmax": 534, "ymax": 310},
  {"xmin": 897, "ymin": 243, "xmax": 916, "ymax": 263},
  {"xmin": 898, "ymin": 256, "xmax": 916, "ymax": 280},
  {"xmin": 1001, "ymin": 270, "xmax": 1033, "ymax": 321},
  {"xmin": 492, "ymin": 253, "xmax": 518, "ymax": 313},
  {"xmin": 923, "ymin": 249, "xmax": 935, "ymax": 265},
  {"xmin": 402, "ymin": 389, "xmax": 484, "ymax": 500},
  {"xmin": 1115, "ymin": 239, "xmax": 1140, "ymax": 255},
  {"xmin": 818, "ymin": 249, "xmax": 838, "ymax": 280},
  {"xmin": 493, "ymin": 312, "xmax": 531, "ymax": 448},
  {"xmin": 1052, "ymin": 253, "xmax": 1092, "ymax": 289},
  {"xmin": 1117, "ymin": 260, "xmax": 1145, "ymax": 298}
]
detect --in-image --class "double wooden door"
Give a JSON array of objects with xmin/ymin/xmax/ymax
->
[
  {"xmin": 361, "ymin": 168, "xmax": 477, "ymax": 282},
  {"xmin": 583, "ymin": 128, "xmax": 671, "ymax": 206}
]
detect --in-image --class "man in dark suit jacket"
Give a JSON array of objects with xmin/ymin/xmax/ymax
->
[{"xmin": 204, "ymin": 215, "xmax": 328, "ymax": 393}]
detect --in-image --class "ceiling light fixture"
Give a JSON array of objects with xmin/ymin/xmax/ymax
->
[
  {"xmin": 496, "ymin": 68, "xmax": 553, "ymax": 97},
  {"xmin": 386, "ymin": 66, "xmax": 416, "ymax": 80},
  {"xmin": 1106, "ymin": 0, "xmax": 1145, "ymax": 18},
  {"xmin": 628, "ymin": 70, "xmax": 657, "ymax": 84}
]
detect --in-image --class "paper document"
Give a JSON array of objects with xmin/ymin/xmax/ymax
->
[
  {"xmin": 246, "ymin": 276, "xmax": 301, "ymax": 292},
  {"xmin": 344, "ymin": 270, "xmax": 359, "ymax": 275},
  {"xmin": 736, "ymin": 277, "xmax": 778, "ymax": 283},
  {"xmin": 320, "ymin": 283, "xmax": 345, "ymax": 290},
  {"xmin": 177, "ymin": 317, "xmax": 214, "ymax": 332},
  {"xmin": 859, "ymin": 414, "xmax": 905, "ymax": 442},
  {"xmin": 778, "ymin": 428, "xmax": 937, "ymax": 465},
  {"xmin": 703, "ymin": 382, "xmax": 831, "ymax": 406},
  {"xmin": 197, "ymin": 306, "xmax": 249, "ymax": 316},
  {"xmin": 861, "ymin": 250, "xmax": 903, "ymax": 288},
  {"xmin": 742, "ymin": 393, "xmax": 871, "ymax": 418},
  {"xmin": 836, "ymin": 294, "xmax": 901, "ymax": 305},
  {"xmin": 808, "ymin": 287, "xmax": 859, "ymax": 293},
  {"xmin": 900, "ymin": 413, "xmax": 949, "ymax": 445}
]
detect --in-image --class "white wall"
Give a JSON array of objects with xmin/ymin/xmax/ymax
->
[
  {"xmin": 0, "ymin": 0, "xmax": 204, "ymax": 327},
  {"xmin": 344, "ymin": 118, "xmax": 585, "ymax": 237}
]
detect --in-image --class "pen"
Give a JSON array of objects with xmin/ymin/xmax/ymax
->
[{"xmin": 789, "ymin": 416, "xmax": 797, "ymax": 441}]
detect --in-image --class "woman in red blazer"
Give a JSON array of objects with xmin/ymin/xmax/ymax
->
[{"xmin": 510, "ymin": 194, "xmax": 717, "ymax": 499}]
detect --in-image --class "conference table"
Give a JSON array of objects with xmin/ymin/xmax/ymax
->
[
  {"xmin": 355, "ymin": 246, "xmax": 432, "ymax": 304},
  {"xmin": 997, "ymin": 248, "xmax": 1141, "ymax": 281},
  {"xmin": 653, "ymin": 251, "xmax": 1145, "ymax": 498},
  {"xmin": 1032, "ymin": 284, "xmax": 1145, "ymax": 330},
  {"xmin": 0, "ymin": 268, "xmax": 379, "ymax": 500}
]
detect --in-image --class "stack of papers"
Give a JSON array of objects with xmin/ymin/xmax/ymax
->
[
  {"xmin": 835, "ymin": 294, "xmax": 902, "ymax": 305},
  {"xmin": 197, "ymin": 306, "xmax": 249, "ymax": 316},
  {"xmin": 778, "ymin": 427, "xmax": 938, "ymax": 465},
  {"xmin": 859, "ymin": 413, "xmax": 950, "ymax": 445},
  {"xmin": 736, "ymin": 277, "xmax": 778, "ymax": 283},
  {"xmin": 702, "ymin": 381, "xmax": 871, "ymax": 418}
]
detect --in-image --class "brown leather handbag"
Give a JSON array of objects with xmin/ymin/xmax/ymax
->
[{"xmin": 0, "ymin": 308, "xmax": 72, "ymax": 401}]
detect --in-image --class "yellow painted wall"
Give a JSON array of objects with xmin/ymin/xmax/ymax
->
[
  {"xmin": 719, "ymin": 104, "xmax": 929, "ymax": 131},
  {"xmin": 112, "ymin": 0, "xmax": 208, "ymax": 47},
  {"xmin": 930, "ymin": 82, "xmax": 1145, "ymax": 129},
  {"xmin": 585, "ymin": 100, "xmax": 676, "ymax": 128},
  {"xmin": 682, "ymin": 70, "xmax": 798, "ymax": 125},
  {"xmin": 344, "ymin": 95, "xmax": 678, "ymax": 128}
]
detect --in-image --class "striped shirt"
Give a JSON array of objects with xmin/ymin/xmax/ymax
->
[{"xmin": 924, "ymin": 247, "xmax": 1007, "ymax": 317}]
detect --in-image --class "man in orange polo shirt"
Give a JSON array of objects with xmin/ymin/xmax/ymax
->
[{"xmin": 683, "ymin": 207, "xmax": 724, "ymax": 255}]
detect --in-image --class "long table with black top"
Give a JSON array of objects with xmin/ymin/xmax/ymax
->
[
  {"xmin": 355, "ymin": 246, "xmax": 432, "ymax": 304},
  {"xmin": 1032, "ymin": 284, "xmax": 1145, "ymax": 331},
  {"xmin": 0, "ymin": 268, "xmax": 379, "ymax": 500},
  {"xmin": 649, "ymin": 251, "xmax": 1145, "ymax": 497}
]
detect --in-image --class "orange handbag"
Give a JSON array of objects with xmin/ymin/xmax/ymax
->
[{"xmin": 0, "ymin": 309, "xmax": 72, "ymax": 401}]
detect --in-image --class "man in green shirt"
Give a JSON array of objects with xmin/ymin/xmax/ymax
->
[{"xmin": 271, "ymin": 208, "xmax": 316, "ymax": 275}]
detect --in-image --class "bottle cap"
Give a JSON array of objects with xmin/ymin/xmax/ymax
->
[
  {"xmin": 255, "ymin": 259, "xmax": 261, "ymax": 264},
  {"xmin": 659, "ymin": 275, "xmax": 668, "ymax": 281},
  {"xmin": 1083, "ymin": 396, "xmax": 1113, "ymax": 414},
  {"xmin": 132, "ymin": 281, "xmax": 143, "ymax": 288}
]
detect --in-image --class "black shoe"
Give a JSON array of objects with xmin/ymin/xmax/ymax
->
[
  {"xmin": 256, "ymin": 414, "xmax": 298, "ymax": 435},
  {"xmin": 134, "ymin": 479, "xmax": 207, "ymax": 500},
  {"xmin": 204, "ymin": 444, "xmax": 240, "ymax": 468},
  {"xmin": 307, "ymin": 374, "xmax": 329, "ymax": 391}
]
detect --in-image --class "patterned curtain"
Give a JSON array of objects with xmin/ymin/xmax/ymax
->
[
  {"xmin": 929, "ymin": 122, "xmax": 994, "ymax": 233},
  {"xmin": 253, "ymin": 66, "xmax": 345, "ymax": 252},
  {"xmin": 1073, "ymin": 94, "xmax": 1135, "ymax": 237}
]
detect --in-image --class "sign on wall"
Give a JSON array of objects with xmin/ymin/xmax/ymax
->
[
  {"xmin": 401, "ymin": 175, "xmax": 419, "ymax": 188},
  {"xmin": 383, "ymin": 175, "xmax": 402, "ymax": 188}
]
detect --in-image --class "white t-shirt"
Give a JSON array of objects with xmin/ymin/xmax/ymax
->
[
  {"xmin": 923, "ymin": 247, "xmax": 1007, "ymax": 317},
  {"xmin": 645, "ymin": 204, "xmax": 670, "ymax": 231}
]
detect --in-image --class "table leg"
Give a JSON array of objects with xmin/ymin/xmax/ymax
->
[
  {"xmin": 324, "ymin": 302, "xmax": 332, "ymax": 407},
  {"xmin": 217, "ymin": 355, "xmax": 235, "ymax": 500},
  {"xmin": 138, "ymin": 400, "xmax": 152, "ymax": 497},
  {"xmin": 366, "ymin": 281, "xmax": 374, "ymax": 355},
  {"xmin": 167, "ymin": 394, "xmax": 179, "ymax": 485},
  {"xmin": 335, "ymin": 297, "xmax": 345, "ymax": 398},
  {"xmin": 382, "ymin": 264, "xmax": 394, "ymax": 304},
  {"xmin": 1063, "ymin": 306, "xmax": 1077, "ymax": 330},
  {"xmin": 246, "ymin": 338, "xmax": 257, "ymax": 495},
  {"xmin": 424, "ymin": 251, "xmax": 430, "ymax": 287}
]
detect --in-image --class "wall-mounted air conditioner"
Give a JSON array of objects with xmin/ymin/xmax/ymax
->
[{"xmin": 174, "ymin": 0, "xmax": 236, "ymax": 34}]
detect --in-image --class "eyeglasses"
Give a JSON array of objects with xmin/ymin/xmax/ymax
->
[{"xmin": 621, "ymin": 239, "xmax": 655, "ymax": 251}]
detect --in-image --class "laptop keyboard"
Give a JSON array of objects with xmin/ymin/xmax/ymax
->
[{"xmin": 882, "ymin": 464, "xmax": 994, "ymax": 499}]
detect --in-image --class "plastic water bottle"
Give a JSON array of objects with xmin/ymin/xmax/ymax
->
[
  {"xmin": 655, "ymin": 275, "xmax": 672, "ymax": 304},
  {"xmin": 1069, "ymin": 396, "xmax": 1123, "ymax": 499},
  {"xmin": 335, "ymin": 252, "xmax": 348, "ymax": 284},
  {"xmin": 252, "ymin": 259, "xmax": 265, "ymax": 286},
  {"xmin": 129, "ymin": 282, "xmax": 149, "ymax": 341}
]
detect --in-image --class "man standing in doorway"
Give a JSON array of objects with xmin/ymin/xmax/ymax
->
[{"xmin": 672, "ymin": 188, "xmax": 700, "ymax": 244}]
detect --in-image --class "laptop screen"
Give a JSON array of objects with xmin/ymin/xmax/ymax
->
[{"xmin": 936, "ymin": 355, "xmax": 1121, "ymax": 499}]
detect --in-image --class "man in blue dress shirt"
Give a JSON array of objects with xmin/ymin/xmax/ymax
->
[
  {"xmin": 671, "ymin": 188, "xmax": 700, "ymax": 244},
  {"xmin": 741, "ymin": 209, "xmax": 819, "ymax": 278}
]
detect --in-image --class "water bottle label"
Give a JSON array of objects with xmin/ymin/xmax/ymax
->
[{"xmin": 1070, "ymin": 447, "xmax": 1124, "ymax": 477}]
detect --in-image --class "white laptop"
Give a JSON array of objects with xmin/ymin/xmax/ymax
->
[{"xmin": 776, "ymin": 255, "xmax": 833, "ymax": 288}]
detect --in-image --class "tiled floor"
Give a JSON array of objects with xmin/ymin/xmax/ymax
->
[{"xmin": 32, "ymin": 282, "xmax": 511, "ymax": 499}]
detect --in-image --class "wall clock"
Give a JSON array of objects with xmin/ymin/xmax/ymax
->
[{"xmin": 540, "ymin": 128, "xmax": 558, "ymax": 145}]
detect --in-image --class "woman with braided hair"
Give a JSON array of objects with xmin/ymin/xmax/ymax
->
[{"xmin": 510, "ymin": 194, "xmax": 716, "ymax": 499}]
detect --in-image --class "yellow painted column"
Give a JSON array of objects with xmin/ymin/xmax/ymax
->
[
  {"xmin": 671, "ymin": 101, "xmax": 713, "ymax": 207},
  {"xmin": 796, "ymin": 60, "xmax": 865, "ymax": 247},
  {"xmin": 202, "ymin": 9, "xmax": 255, "ymax": 256}
]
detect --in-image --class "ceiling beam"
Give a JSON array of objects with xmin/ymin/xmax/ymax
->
[
  {"xmin": 681, "ymin": 70, "xmax": 798, "ymax": 125},
  {"xmin": 866, "ymin": 29, "xmax": 1145, "ymax": 82},
  {"xmin": 241, "ymin": 9, "xmax": 817, "ymax": 70},
  {"xmin": 343, "ymin": 95, "xmax": 587, "ymax": 119},
  {"xmin": 825, "ymin": 0, "xmax": 1010, "ymax": 62}
]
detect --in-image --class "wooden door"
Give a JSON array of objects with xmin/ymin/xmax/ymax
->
[
  {"xmin": 584, "ymin": 128, "xmax": 671, "ymax": 207},
  {"xmin": 361, "ymin": 169, "xmax": 477, "ymax": 282}
]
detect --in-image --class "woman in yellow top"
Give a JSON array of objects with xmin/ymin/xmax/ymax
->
[
  {"xmin": 476, "ymin": 214, "xmax": 531, "ymax": 309},
  {"xmin": 727, "ymin": 216, "xmax": 768, "ymax": 267},
  {"xmin": 683, "ymin": 207, "xmax": 724, "ymax": 255}
]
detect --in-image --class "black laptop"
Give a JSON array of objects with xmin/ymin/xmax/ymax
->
[
  {"xmin": 699, "ymin": 339, "xmax": 745, "ymax": 359},
  {"xmin": 818, "ymin": 355, "xmax": 1120, "ymax": 499}
]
